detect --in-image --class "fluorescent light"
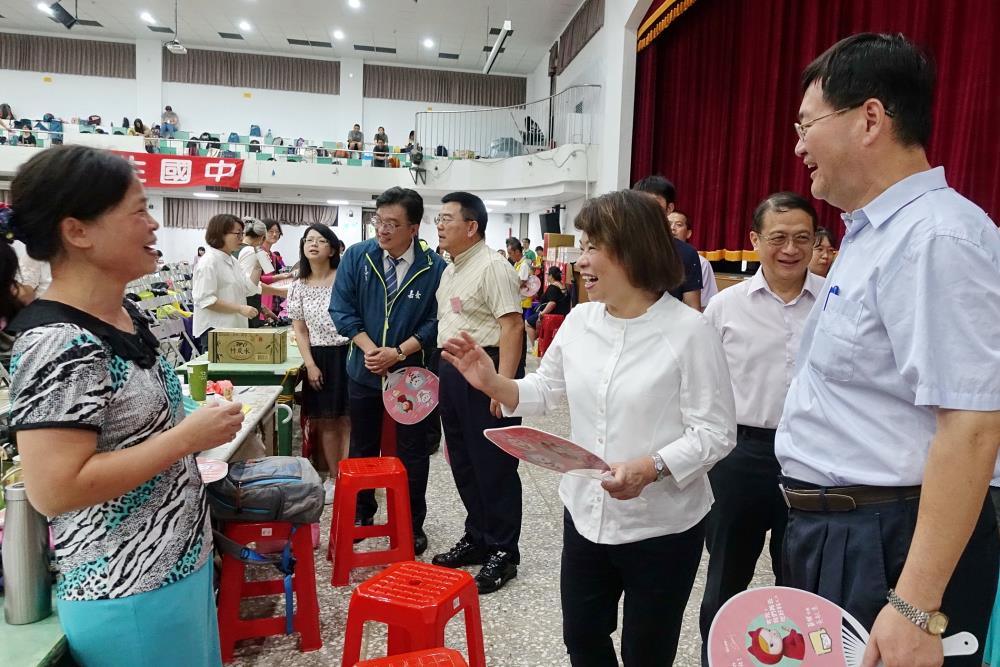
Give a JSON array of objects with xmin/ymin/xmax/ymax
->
[
  {"xmin": 484, "ymin": 200, "xmax": 507, "ymax": 207},
  {"xmin": 422, "ymin": 37, "xmax": 434, "ymax": 49},
  {"xmin": 486, "ymin": 208, "xmax": 494, "ymax": 214},
  {"xmin": 192, "ymin": 192, "xmax": 219, "ymax": 199},
  {"xmin": 238, "ymin": 20, "xmax": 252, "ymax": 31},
  {"xmin": 348, "ymin": 0, "xmax": 361, "ymax": 8},
  {"xmin": 327, "ymin": 199, "xmax": 349, "ymax": 206},
  {"xmin": 332, "ymin": 29, "xmax": 345, "ymax": 40},
  {"xmin": 139, "ymin": 11, "xmax": 156, "ymax": 24},
  {"xmin": 36, "ymin": 2, "xmax": 54, "ymax": 15}
]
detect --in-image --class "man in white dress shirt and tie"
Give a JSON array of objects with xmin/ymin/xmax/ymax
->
[
  {"xmin": 698, "ymin": 192, "xmax": 824, "ymax": 665},
  {"xmin": 778, "ymin": 33, "xmax": 1000, "ymax": 667}
]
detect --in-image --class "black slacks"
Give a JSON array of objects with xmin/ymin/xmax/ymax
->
[
  {"xmin": 438, "ymin": 349, "xmax": 524, "ymax": 560},
  {"xmin": 561, "ymin": 509, "xmax": 705, "ymax": 667},
  {"xmin": 347, "ymin": 378, "xmax": 430, "ymax": 532},
  {"xmin": 699, "ymin": 425, "xmax": 786, "ymax": 665},
  {"xmin": 782, "ymin": 478, "xmax": 999, "ymax": 667}
]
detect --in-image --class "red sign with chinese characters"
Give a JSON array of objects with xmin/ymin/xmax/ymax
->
[{"xmin": 112, "ymin": 151, "xmax": 244, "ymax": 189}]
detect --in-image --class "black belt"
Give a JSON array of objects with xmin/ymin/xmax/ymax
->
[
  {"xmin": 737, "ymin": 424, "xmax": 777, "ymax": 440},
  {"xmin": 779, "ymin": 480, "xmax": 921, "ymax": 512}
]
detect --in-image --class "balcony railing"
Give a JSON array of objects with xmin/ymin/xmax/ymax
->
[{"xmin": 414, "ymin": 84, "xmax": 601, "ymax": 160}]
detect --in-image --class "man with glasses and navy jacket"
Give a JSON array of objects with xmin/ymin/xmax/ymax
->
[{"xmin": 331, "ymin": 186, "xmax": 446, "ymax": 556}]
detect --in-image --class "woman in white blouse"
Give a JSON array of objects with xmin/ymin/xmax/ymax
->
[
  {"xmin": 192, "ymin": 214, "xmax": 282, "ymax": 351},
  {"xmin": 442, "ymin": 190, "xmax": 736, "ymax": 666},
  {"xmin": 288, "ymin": 224, "xmax": 351, "ymax": 502}
]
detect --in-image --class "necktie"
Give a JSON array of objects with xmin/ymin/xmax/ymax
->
[{"xmin": 385, "ymin": 255, "xmax": 401, "ymax": 297}]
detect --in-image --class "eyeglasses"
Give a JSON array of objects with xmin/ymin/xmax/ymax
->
[
  {"xmin": 227, "ymin": 230, "xmax": 245, "ymax": 238},
  {"xmin": 794, "ymin": 103, "xmax": 894, "ymax": 141},
  {"xmin": 370, "ymin": 215, "xmax": 406, "ymax": 232},
  {"xmin": 434, "ymin": 214, "xmax": 474, "ymax": 225},
  {"xmin": 304, "ymin": 237, "xmax": 330, "ymax": 246},
  {"xmin": 758, "ymin": 232, "xmax": 815, "ymax": 247}
]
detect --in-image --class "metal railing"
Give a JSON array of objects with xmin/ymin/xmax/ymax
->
[{"xmin": 414, "ymin": 84, "xmax": 601, "ymax": 159}]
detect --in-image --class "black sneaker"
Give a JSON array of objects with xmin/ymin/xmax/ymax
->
[
  {"xmin": 353, "ymin": 516, "xmax": 374, "ymax": 544},
  {"xmin": 413, "ymin": 529, "xmax": 428, "ymax": 556},
  {"xmin": 431, "ymin": 535, "xmax": 488, "ymax": 568},
  {"xmin": 475, "ymin": 550, "xmax": 517, "ymax": 594}
]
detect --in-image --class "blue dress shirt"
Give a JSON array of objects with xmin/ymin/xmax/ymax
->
[{"xmin": 776, "ymin": 167, "xmax": 1000, "ymax": 486}]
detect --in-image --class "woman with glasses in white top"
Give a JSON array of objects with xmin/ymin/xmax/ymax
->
[
  {"xmin": 192, "ymin": 214, "xmax": 283, "ymax": 352},
  {"xmin": 442, "ymin": 189, "xmax": 736, "ymax": 666},
  {"xmin": 288, "ymin": 224, "xmax": 351, "ymax": 502}
]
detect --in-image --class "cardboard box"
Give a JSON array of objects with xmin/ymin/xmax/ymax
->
[{"xmin": 209, "ymin": 328, "xmax": 288, "ymax": 364}]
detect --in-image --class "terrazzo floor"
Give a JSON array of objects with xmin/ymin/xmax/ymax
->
[{"xmin": 229, "ymin": 357, "xmax": 778, "ymax": 667}]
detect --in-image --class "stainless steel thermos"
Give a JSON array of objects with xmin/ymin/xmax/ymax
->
[{"xmin": 2, "ymin": 481, "xmax": 51, "ymax": 624}]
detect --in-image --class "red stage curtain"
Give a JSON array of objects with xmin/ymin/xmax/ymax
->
[{"xmin": 631, "ymin": 0, "xmax": 1000, "ymax": 260}]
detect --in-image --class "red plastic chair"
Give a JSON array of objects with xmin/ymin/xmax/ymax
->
[
  {"xmin": 537, "ymin": 313, "xmax": 566, "ymax": 357},
  {"xmin": 355, "ymin": 647, "xmax": 469, "ymax": 666},
  {"xmin": 216, "ymin": 521, "xmax": 322, "ymax": 662},
  {"xmin": 341, "ymin": 561, "xmax": 486, "ymax": 667},
  {"xmin": 328, "ymin": 457, "xmax": 414, "ymax": 586}
]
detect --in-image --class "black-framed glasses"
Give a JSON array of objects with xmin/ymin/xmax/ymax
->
[
  {"xmin": 226, "ymin": 230, "xmax": 245, "ymax": 238},
  {"xmin": 303, "ymin": 236, "xmax": 330, "ymax": 246}
]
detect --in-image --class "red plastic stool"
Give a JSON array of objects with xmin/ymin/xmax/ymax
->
[
  {"xmin": 216, "ymin": 521, "xmax": 322, "ymax": 662},
  {"xmin": 341, "ymin": 561, "xmax": 486, "ymax": 667},
  {"xmin": 328, "ymin": 457, "xmax": 414, "ymax": 586},
  {"xmin": 355, "ymin": 647, "xmax": 469, "ymax": 666},
  {"xmin": 537, "ymin": 313, "xmax": 566, "ymax": 357}
]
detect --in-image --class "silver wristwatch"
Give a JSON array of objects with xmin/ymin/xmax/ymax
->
[
  {"xmin": 651, "ymin": 453, "xmax": 667, "ymax": 481},
  {"xmin": 886, "ymin": 589, "xmax": 949, "ymax": 635}
]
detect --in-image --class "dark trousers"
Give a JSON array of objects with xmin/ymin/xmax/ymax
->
[
  {"xmin": 782, "ymin": 479, "xmax": 999, "ymax": 666},
  {"xmin": 347, "ymin": 378, "xmax": 430, "ymax": 532},
  {"xmin": 699, "ymin": 426, "xmax": 786, "ymax": 665},
  {"xmin": 561, "ymin": 509, "xmax": 705, "ymax": 667},
  {"xmin": 438, "ymin": 349, "xmax": 524, "ymax": 561}
]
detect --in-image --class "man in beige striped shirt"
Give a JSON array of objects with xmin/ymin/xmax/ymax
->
[{"xmin": 431, "ymin": 191, "xmax": 526, "ymax": 594}]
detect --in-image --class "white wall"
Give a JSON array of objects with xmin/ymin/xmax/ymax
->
[
  {"xmin": 135, "ymin": 40, "xmax": 162, "ymax": 125},
  {"xmin": 160, "ymin": 82, "xmax": 352, "ymax": 143},
  {"xmin": 0, "ymin": 69, "xmax": 136, "ymax": 126},
  {"xmin": 526, "ymin": 54, "xmax": 552, "ymax": 106}
]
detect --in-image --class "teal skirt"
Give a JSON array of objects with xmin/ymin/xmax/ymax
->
[
  {"xmin": 987, "ymin": 574, "xmax": 1000, "ymax": 665},
  {"xmin": 56, "ymin": 562, "xmax": 221, "ymax": 667}
]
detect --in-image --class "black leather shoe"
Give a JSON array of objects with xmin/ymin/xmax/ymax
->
[
  {"xmin": 475, "ymin": 550, "xmax": 517, "ymax": 594},
  {"xmin": 353, "ymin": 516, "xmax": 374, "ymax": 544},
  {"xmin": 431, "ymin": 535, "xmax": 487, "ymax": 568},
  {"xmin": 413, "ymin": 529, "xmax": 428, "ymax": 556}
]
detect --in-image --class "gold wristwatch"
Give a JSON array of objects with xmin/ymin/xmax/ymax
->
[
  {"xmin": 887, "ymin": 589, "xmax": 949, "ymax": 635},
  {"xmin": 395, "ymin": 346, "xmax": 406, "ymax": 362}
]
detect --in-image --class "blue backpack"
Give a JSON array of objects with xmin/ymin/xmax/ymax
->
[
  {"xmin": 227, "ymin": 131, "xmax": 240, "ymax": 144},
  {"xmin": 249, "ymin": 125, "xmax": 262, "ymax": 137}
]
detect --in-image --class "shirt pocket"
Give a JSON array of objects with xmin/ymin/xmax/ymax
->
[{"xmin": 808, "ymin": 294, "xmax": 863, "ymax": 382}]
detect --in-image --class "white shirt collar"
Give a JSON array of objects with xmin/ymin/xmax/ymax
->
[{"xmin": 384, "ymin": 240, "xmax": 415, "ymax": 267}]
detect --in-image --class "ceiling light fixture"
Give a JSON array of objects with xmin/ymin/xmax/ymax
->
[
  {"xmin": 422, "ymin": 38, "xmax": 434, "ymax": 49},
  {"xmin": 348, "ymin": 0, "xmax": 361, "ymax": 9},
  {"xmin": 238, "ymin": 20, "xmax": 251, "ymax": 31},
  {"xmin": 36, "ymin": 2, "xmax": 54, "ymax": 15},
  {"xmin": 327, "ymin": 199, "xmax": 349, "ymax": 206},
  {"xmin": 483, "ymin": 19, "xmax": 512, "ymax": 74},
  {"xmin": 332, "ymin": 29, "xmax": 345, "ymax": 40},
  {"xmin": 192, "ymin": 192, "xmax": 219, "ymax": 199},
  {"xmin": 140, "ymin": 11, "xmax": 156, "ymax": 24},
  {"xmin": 484, "ymin": 200, "xmax": 507, "ymax": 207}
]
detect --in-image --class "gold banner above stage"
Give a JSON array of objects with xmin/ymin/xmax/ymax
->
[{"xmin": 637, "ymin": 0, "xmax": 700, "ymax": 52}]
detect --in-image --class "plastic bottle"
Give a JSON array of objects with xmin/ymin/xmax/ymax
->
[{"xmin": 265, "ymin": 129, "xmax": 273, "ymax": 145}]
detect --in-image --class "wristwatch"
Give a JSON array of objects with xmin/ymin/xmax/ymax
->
[
  {"xmin": 395, "ymin": 346, "xmax": 406, "ymax": 362},
  {"xmin": 651, "ymin": 453, "xmax": 667, "ymax": 481},
  {"xmin": 887, "ymin": 589, "xmax": 949, "ymax": 635}
]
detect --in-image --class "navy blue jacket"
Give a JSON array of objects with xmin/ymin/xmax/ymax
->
[{"xmin": 330, "ymin": 237, "xmax": 446, "ymax": 389}]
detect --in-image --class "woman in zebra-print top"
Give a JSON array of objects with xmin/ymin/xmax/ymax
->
[{"xmin": 4, "ymin": 146, "xmax": 245, "ymax": 666}]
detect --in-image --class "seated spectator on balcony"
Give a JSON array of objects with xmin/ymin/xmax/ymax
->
[
  {"xmin": 161, "ymin": 105, "xmax": 179, "ymax": 139},
  {"xmin": 374, "ymin": 126, "xmax": 388, "ymax": 144},
  {"xmin": 347, "ymin": 123, "xmax": 364, "ymax": 152},
  {"xmin": 129, "ymin": 119, "xmax": 156, "ymax": 153},
  {"xmin": 19, "ymin": 128, "xmax": 36, "ymax": 147},
  {"xmin": 523, "ymin": 115, "xmax": 544, "ymax": 146},
  {"xmin": 41, "ymin": 113, "xmax": 64, "ymax": 145},
  {"xmin": 403, "ymin": 130, "xmax": 416, "ymax": 153},
  {"xmin": 373, "ymin": 138, "xmax": 389, "ymax": 167}
]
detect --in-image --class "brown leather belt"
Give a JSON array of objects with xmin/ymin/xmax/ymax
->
[{"xmin": 779, "ymin": 484, "xmax": 921, "ymax": 512}]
